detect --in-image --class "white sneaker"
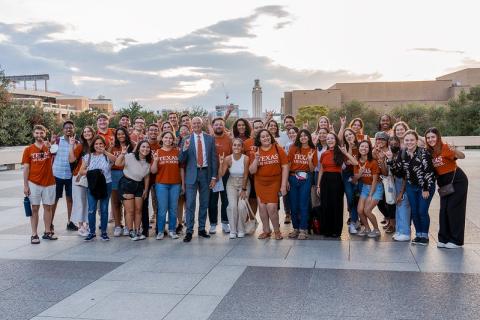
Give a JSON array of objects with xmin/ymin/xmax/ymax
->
[
  {"xmin": 123, "ymin": 228, "xmax": 129, "ymax": 236},
  {"xmin": 437, "ymin": 242, "xmax": 447, "ymax": 248},
  {"xmin": 78, "ymin": 228, "xmax": 89, "ymax": 237},
  {"xmin": 229, "ymin": 233, "xmax": 236, "ymax": 239},
  {"xmin": 169, "ymin": 231, "xmax": 179, "ymax": 239},
  {"xmin": 357, "ymin": 228, "xmax": 370, "ymax": 236},
  {"xmin": 113, "ymin": 227, "xmax": 122, "ymax": 237},
  {"xmin": 156, "ymin": 233, "xmax": 164, "ymax": 240},
  {"xmin": 137, "ymin": 233, "xmax": 146, "ymax": 241},
  {"xmin": 348, "ymin": 223, "xmax": 358, "ymax": 234},
  {"xmin": 237, "ymin": 232, "xmax": 245, "ymax": 238},
  {"xmin": 445, "ymin": 242, "xmax": 461, "ymax": 249},
  {"xmin": 209, "ymin": 224, "xmax": 217, "ymax": 234},
  {"xmin": 222, "ymin": 223, "xmax": 231, "ymax": 233},
  {"xmin": 393, "ymin": 234, "xmax": 410, "ymax": 242}
]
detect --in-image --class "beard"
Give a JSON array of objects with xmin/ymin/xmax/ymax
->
[{"xmin": 214, "ymin": 129, "xmax": 224, "ymax": 136}]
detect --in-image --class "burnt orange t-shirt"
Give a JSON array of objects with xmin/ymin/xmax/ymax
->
[
  {"xmin": 251, "ymin": 145, "xmax": 288, "ymax": 177},
  {"xmin": 288, "ymin": 145, "xmax": 318, "ymax": 172},
  {"xmin": 243, "ymin": 138, "xmax": 256, "ymax": 158},
  {"xmin": 97, "ymin": 128, "xmax": 116, "ymax": 148},
  {"xmin": 22, "ymin": 144, "xmax": 55, "ymax": 186},
  {"xmin": 154, "ymin": 148, "xmax": 182, "ymax": 184},
  {"xmin": 354, "ymin": 159, "xmax": 380, "ymax": 185},
  {"xmin": 432, "ymin": 143, "xmax": 457, "ymax": 175},
  {"xmin": 214, "ymin": 134, "xmax": 233, "ymax": 158},
  {"xmin": 345, "ymin": 147, "xmax": 359, "ymax": 172},
  {"xmin": 72, "ymin": 144, "xmax": 84, "ymax": 176},
  {"xmin": 320, "ymin": 150, "xmax": 342, "ymax": 173},
  {"xmin": 356, "ymin": 133, "xmax": 367, "ymax": 141},
  {"xmin": 110, "ymin": 146, "xmax": 124, "ymax": 170}
]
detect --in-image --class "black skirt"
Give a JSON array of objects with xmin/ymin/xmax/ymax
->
[{"xmin": 320, "ymin": 172, "xmax": 344, "ymax": 237}]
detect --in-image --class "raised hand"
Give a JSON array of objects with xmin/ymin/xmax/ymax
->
[
  {"xmin": 219, "ymin": 152, "xmax": 225, "ymax": 165},
  {"xmin": 448, "ymin": 143, "xmax": 456, "ymax": 151},
  {"xmin": 307, "ymin": 150, "xmax": 315, "ymax": 162},
  {"xmin": 121, "ymin": 145, "xmax": 128, "ymax": 154},
  {"xmin": 152, "ymin": 150, "xmax": 159, "ymax": 162},
  {"xmin": 183, "ymin": 139, "xmax": 190, "ymax": 151},
  {"xmin": 303, "ymin": 121, "xmax": 309, "ymax": 130},
  {"xmin": 340, "ymin": 116, "xmax": 347, "ymax": 127},
  {"xmin": 69, "ymin": 136, "xmax": 76, "ymax": 145},
  {"xmin": 339, "ymin": 145, "xmax": 348, "ymax": 155},
  {"xmin": 254, "ymin": 147, "xmax": 260, "ymax": 161}
]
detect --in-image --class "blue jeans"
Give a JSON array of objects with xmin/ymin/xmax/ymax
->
[
  {"xmin": 156, "ymin": 183, "xmax": 181, "ymax": 232},
  {"xmin": 342, "ymin": 170, "xmax": 359, "ymax": 223},
  {"xmin": 405, "ymin": 183, "xmax": 434, "ymax": 238},
  {"xmin": 185, "ymin": 168, "xmax": 210, "ymax": 233},
  {"xmin": 394, "ymin": 178, "xmax": 411, "ymax": 237},
  {"xmin": 288, "ymin": 174, "xmax": 312, "ymax": 230},
  {"xmin": 87, "ymin": 183, "xmax": 112, "ymax": 235}
]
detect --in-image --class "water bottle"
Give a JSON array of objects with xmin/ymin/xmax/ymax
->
[{"xmin": 24, "ymin": 197, "xmax": 32, "ymax": 217}]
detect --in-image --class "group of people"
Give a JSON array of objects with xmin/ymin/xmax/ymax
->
[{"xmin": 22, "ymin": 111, "xmax": 469, "ymax": 249}]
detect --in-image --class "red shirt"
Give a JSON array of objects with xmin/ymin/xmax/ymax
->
[
  {"xmin": 288, "ymin": 145, "xmax": 318, "ymax": 172},
  {"xmin": 21, "ymin": 144, "xmax": 55, "ymax": 186},
  {"xmin": 320, "ymin": 150, "xmax": 342, "ymax": 173},
  {"xmin": 243, "ymin": 138, "xmax": 255, "ymax": 158},
  {"xmin": 154, "ymin": 148, "xmax": 182, "ymax": 184},
  {"xmin": 251, "ymin": 144, "xmax": 288, "ymax": 177},
  {"xmin": 432, "ymin": 143, "xmax": 457, "ymax": 175},
  {"xmin": 354, "ymin": 159, "xmax": 380, "ymax": 185},
  {"xmin": 97, "ymin": 128, "xmax": 115, "ymax": 148},
  {"xmin": 214, "ymin": 134, "xmax": 233, "ymax": 158}
]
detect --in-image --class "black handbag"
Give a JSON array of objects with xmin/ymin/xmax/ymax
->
[{"xmin": 438, "ymin": 170, "xmax": 456, "ymax": 197}]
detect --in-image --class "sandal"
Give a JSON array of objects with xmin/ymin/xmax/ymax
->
[
  {"xmin": 258, "ymin": 232, "xmax": 271, "ymax": 239},
  {"xmin": 274, "ymin": 231, "xmax": 283, "ymax": 240},
  {"xmin": 42, "ymin": 232, "xmax": 58, "ymax": 240},
  {"xmin": 297, "ymin": 230, "xmax": 308, "ymax": 240},
  {"xmin": 385, "ymin": 226, "xmax": 395, "ymax": 234},
  {"xmin": 288, "ymin": 229, "xmax": 299, "ymax": 239},
  {"xmin": 31, "ymin": 235, "xmax": 40, "ymax": 244}
]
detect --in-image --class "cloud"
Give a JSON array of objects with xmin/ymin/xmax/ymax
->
[
  {"xmin": 0, "ymin": 6, "xmax": 380, "ymax": 113},
  {"xmin": 411, "ymin": 47, "xmax": 465, "ymax": 54}
]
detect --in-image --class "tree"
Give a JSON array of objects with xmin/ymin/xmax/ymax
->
[
  {"xmin": 0, "ymin": 68, "xmax": 11, "ymax": 107},
  {"xmin": 296, "ymin": 105, "xmax": 329, "ymax": 130}
]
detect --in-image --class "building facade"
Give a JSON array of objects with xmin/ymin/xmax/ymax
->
[
  {"xmin": 252, "ymin": 79, "xmax": 262, "ymax": 118},
  {"xmin": 282, "ymin": 68, "xmax": 480, "ymax": 116}
]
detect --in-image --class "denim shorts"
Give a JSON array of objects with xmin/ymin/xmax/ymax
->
[
  {"xmin": 360, "ymin": 183, "xmax": 384, "ymax": 201},
  {"xmin": 55, "ymin": 177, "xmax": 72, "ymax": 199},
  {"xmin": 111, "ymin": 170, "xmax": 124, "ymax": 191},
  {"xmin": 118, "ymin": 176, "xmax": 144, "ymax": 200}
]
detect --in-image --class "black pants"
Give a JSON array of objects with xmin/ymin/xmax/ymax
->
[
  {"xmin": 208, "ymin": 173, "xmax": 229, "ymax": 225},
  {"xmin": 141, "ymin": 184, "xmax": 154, "ymax": 237},
  {"xmin": 378, "ymin": 198, "xmax": 396, "ymax": 219},
  {"xmin": 438, "ymin": 167, "xmax": 468, "ymax": 246},
  {"xmin": 319, "ymin": 172, "xmax": 344, "ymax": 237}
]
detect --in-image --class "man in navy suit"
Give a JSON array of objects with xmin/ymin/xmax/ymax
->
[{"xmin": 179, "ymin": 117, "xmax": 218, "ymax": 242}]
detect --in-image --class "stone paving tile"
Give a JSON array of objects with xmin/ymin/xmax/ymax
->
[
  {"xmin": 79, "ymin": 291, "xmax": 183, "ymax": 320},
  {"xmin": 0, "ymin": 259, "xmax": 121, "ymax": 320},
  {"xmin": 209, "ymin": 266, "xmax": 480, "ymax": 320},
  {"xmin": 164, "ymin": 294, "xmax": 224, "ymax": 320}
]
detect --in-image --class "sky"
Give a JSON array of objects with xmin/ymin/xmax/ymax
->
[{"xmin": 0, "ymin": 0, "xmax": 479, "ymax": 114}]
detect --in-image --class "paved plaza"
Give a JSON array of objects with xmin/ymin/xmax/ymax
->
[{"xmin": 0, "ymin": 151, "xmax": 479, "ymax": 320}]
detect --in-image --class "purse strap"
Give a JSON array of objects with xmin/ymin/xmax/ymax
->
[{"xmin": 450, "ymin": 169, "xmax": 456, "ymax": 184}]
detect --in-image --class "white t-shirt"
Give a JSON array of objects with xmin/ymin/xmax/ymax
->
[{"xmin": 123, "ymin": 153, "xmax": 150, "ymax": 181}]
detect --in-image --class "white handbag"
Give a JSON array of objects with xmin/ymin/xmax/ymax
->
[
  {"xmin": 73, "ymin": 174, "xmax": 88, "ymax": 188},
  {"xmin": 239, "ymin": 199, "xmax": 258, "ymax": 235},
  {"xmin": 382, "ymin": 169, "xmax": 396, "ymax": 205}
]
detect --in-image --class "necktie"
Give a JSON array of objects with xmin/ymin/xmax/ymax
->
[{"xmin": 197, "ymin": 135, "xmax": 204, "ymax": 167}]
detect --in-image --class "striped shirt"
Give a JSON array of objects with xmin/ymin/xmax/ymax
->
[{"xmin": 52, "ymin": 136, "xmax": 73, "ymax": 179}]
